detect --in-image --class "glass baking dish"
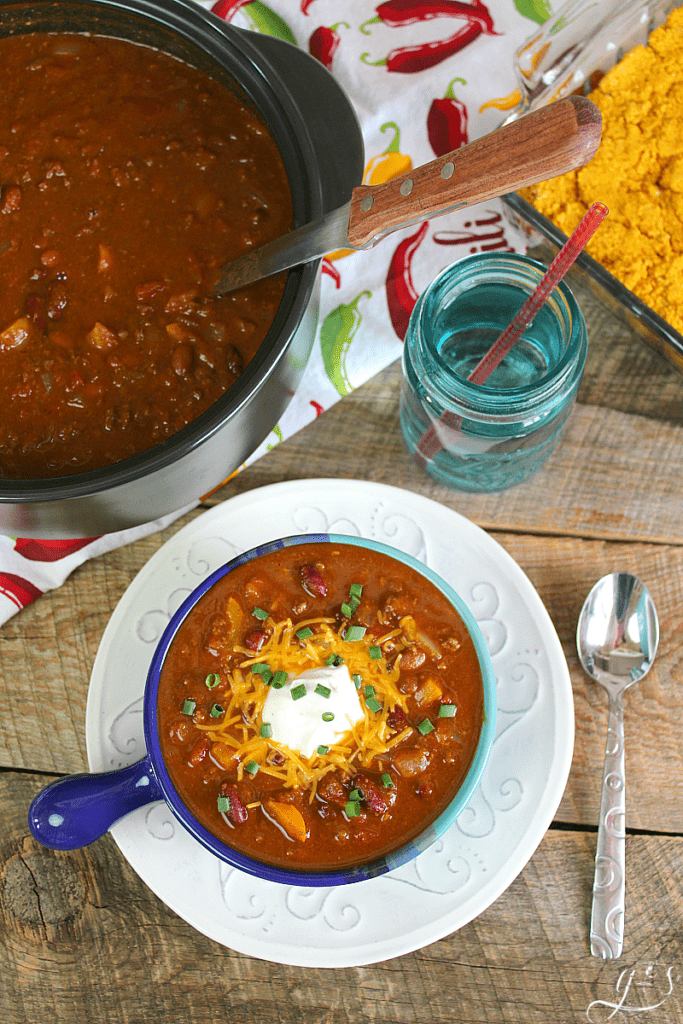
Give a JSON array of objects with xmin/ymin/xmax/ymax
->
[{"xmin": 501, "ymin": 0, "xmax": 683, "ymax": 374}]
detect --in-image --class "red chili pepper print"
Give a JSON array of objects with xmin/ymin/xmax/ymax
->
[
  {"xmin": 309, "ymin": 22, "xmax": 349, "ymax": 70},
  {"xmin": 0, "ymin": 572, "xmax": 43, "ymax": 610},
  {"xmin": 361, "ymin": 0, "xmax": 497, "ymax": 73},
  {"xmin": 211, "ymin": 0, "xmax": 252, "ymax": 19},
  {"xmin": 321, "ymin": 258, "xmax": 341, "ymax": 288},
  {"xmin": 13, "ymin": 537, "xmax": 100, "ymax": 562},
  {"xmin": 362, "ymin": 0, "xmax": 496, "ymax": 33},
  {"xmin": 385, "ymin": 221, "xmax": 429, "ymax": 340},
  {"xmin": 363, "ymin": 20, "xmax": 485, "ymax": 73},
  {"xmin": 428, "ymin": 78, "xmax": 468, "ymax": 156},
  {"xmin": 309, "ymin": 400, "xmax": 324, "ymax": 417},
  {"xmin": 301, "ymin": 0, "xmax": 319, "ymax": 13}
]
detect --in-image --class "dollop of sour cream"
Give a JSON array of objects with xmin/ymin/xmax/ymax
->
[{"xmin": 261, "ymin": 664, "xmax": 364, "ymax": 758}]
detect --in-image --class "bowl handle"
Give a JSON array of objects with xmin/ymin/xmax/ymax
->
[{"xmin": 28, "ymin": 755, "xmax": 163, "ymax": 850}]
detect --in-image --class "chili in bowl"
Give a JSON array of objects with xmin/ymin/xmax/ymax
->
[{"xmin": 28, "ymin": 534, "xmax": 496, "ymax": 886}]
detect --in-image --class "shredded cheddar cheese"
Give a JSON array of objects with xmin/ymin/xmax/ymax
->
[{"xmin": 198, "ymin": 615, "xmax": 414, "ymax": 798}]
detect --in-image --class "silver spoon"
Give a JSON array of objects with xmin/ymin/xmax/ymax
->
[{"xmin": 576, "ymin": 572, "xmax": 659, "ymax": 959}]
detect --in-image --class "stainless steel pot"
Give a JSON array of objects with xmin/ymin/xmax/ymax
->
[{"xmin": 0, "ymin": 0, "xmax": 364, "ymax": 537}]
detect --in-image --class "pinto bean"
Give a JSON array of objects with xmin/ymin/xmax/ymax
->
[
  {"xmin": 188, "ymin": 736, "xmax": 209, "ymax": 767},
  {"xmin": 399, "ymin": 646, "xmax": 426, "ymax": 671},
  {"xmin": 1, "ymin": 184, "xmax": 22, "ymax": 213},
  {"xmin": 392, "ymin": 746, "xmax": 431, "ymax": 778},
  {"xmin": 317, "ymin": 772, "xmax": 348, "ymax": 807}
]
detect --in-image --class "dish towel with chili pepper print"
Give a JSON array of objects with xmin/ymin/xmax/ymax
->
[{"xmin": 0, "ymin": 0, "xmax": 558, "ymax": 624}]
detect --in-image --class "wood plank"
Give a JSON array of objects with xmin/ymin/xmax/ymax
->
[
  {"xmin": 209, "ymin": 353, "xmax": 683, "ymax": 545},
  {"xmin": 2, "ymin": 773, "xmax": 681, "ymax": 1024}
]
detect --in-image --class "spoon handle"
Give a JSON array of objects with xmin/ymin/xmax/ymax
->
[
  {"xmin": 346, "ymin": 96, "xmax": 601, "ymax": 248},
  {"xmin": 590, "ymin": 688, "xmax": 626, "ymax": 958}
]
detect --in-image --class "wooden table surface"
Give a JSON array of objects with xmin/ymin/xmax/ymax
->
[{"xmin": 1, "ymin": 274, "xmax": 682, "ymax": 1024}]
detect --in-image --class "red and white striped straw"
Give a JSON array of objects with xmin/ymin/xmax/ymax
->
[
  {"xmin": 412, "ymin": 202, "xmax": 608, "ymax": 470},
  {"xmin": 467, "ymin": 202, "xmax": 609, "ymax": 386}
]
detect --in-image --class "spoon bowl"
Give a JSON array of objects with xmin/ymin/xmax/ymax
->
[{"xmin": 576, "ymin": 572, "xmax": 659, "ymax": 959}]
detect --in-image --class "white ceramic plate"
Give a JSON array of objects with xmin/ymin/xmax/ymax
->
[{"xmin": 86, "ymin": 479, "xmax": 573, "ymax": 967}]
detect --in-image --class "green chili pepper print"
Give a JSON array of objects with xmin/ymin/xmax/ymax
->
[
  {"xmin": 514, "ymin": 0, "xmax": 552, "ymax": 24},
  {"xmin": 320, "ymin": 291, "xmax": 371, "ymax": 397},
  {"xmin": 266, "ymin": 424, "xmax": 283, "ymax": 450},
  {"xmin": 242, "ymin": 2, "xmax": 297, "ymax": 44}
]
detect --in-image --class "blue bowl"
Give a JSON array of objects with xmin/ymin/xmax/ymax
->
[{"xmin": 28, "ymin": 534, "xmax": 497, "ymax": 886}]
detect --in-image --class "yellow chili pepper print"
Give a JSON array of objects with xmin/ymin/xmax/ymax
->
[
  {"xmin": 327, "ymin": 121, "xmax": 412, "ymax": 261},
  {"xmin": 479, "ymin": 87, "xmax": 523, "ymax": 113}
]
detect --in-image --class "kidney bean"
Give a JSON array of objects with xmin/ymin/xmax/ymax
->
[
  {"xmin": 25, "ymin": 292, "xmax": 47, "ymax": 330},
  {"xmin": 387, "ymin": 706, "xmax": 408, "ymax": 731},
  {"xmin": 353, "ymin": 773, "xmax": 388, "ymax": 815},
  {"xmin": 300, "ymin": 564, "xmax": 328, "ymax": 598},
  {"xmin": 221, "ymin": 783, "xmax": 248, "ymax": 825},
  {"xmin": 415, "ymin": 779, "xmax": 434, "ymax": 798},
  {"xmin": 244, "ymin": 628, "xmax": 266, "ymax": 651}
]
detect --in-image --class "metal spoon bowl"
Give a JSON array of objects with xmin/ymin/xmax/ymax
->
[{"xmin": 576, "ymin": 572, "xmax": 659, "ymax": 959}]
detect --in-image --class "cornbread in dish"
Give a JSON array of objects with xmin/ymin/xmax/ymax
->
[{"xmin": 520, "ymin": 7, "xmax": 683, "ymax": 333}]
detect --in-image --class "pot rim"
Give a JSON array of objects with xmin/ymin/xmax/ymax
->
[
  {"xmin": 0, "ymin": 0, "xmax": 322, "ymax": 501},
  {"xmin": 142, "ymin": 533, "xmax": 497, "ymax": 887}
]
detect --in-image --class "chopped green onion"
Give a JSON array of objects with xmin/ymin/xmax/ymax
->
[
  {"xmin": 325, "ymin": 654, "xmax": 343, "ymax": 667},
  {"xmin": 244, "ymin": 760, "xmax": 259, "ymax": 776},
  {"xmin": 322, "ymin": 711, "xmax": 335, "ymax": 722},
  {"xmin": 205, "ymin": 673, "xmax": 221, "ymax": 689},
  {"xmin": 417, "ymin": 718, "xmax": 435, "ymax": 735},
  {"xmin": 261, "ymin": 669, "xmax": 273, "ymax": 686},
  {"xmin": 296, "ymin": 626, "xmax": 314, "ymax": 640},
  {"xmin": 352, "ymin": 673, "xmax": 362, "ymax": 690},
  {"xmin": 344, "ymin": 625, "xmax": 366, "ymax": 642},
  {"xmin": 368, "ymin": 646, "xmax": 382, "ymax": 660},
  {"xmin": 364, "ymin": 684, "xmax": 375, "ymax": 698},
  {"xmin": 271, "ymin": 670, "xmax": 288, "ymax": 689},
  {"xmin": 349, "ymin": 583, "xmax": 363, "ymax": 599},
  {"xmin": 349, "ymin": 788, "xmax": 362, "ymax": 801},
  {"xmin": 316, "ymin": 744, "xmax": 329, "ymax": 756},
  {"xmin": 345, "ymin": 800, "xmax": 361, "ymax": 818},
  {"xmin": 341, "ymin": 602, "xmax": 353, "ymax": 619},
  {"xmin": 250, "ymin": 663, "xmax": 270, "ymax": 675},
  {"xmin": 181, "ymin": 699, "xmax": 196, "ymax": 715},
  {"xmin": 315, "ymin": 683, "xmax": 331, "ymax": 699},
  {"xmin": 217, "ymin": 796, "xmax": 229, "ymax": 813},
  {"xmin": 366, "ymin": 697, "xmax": 382, "ymax": 713},
  {"xmin": 252, "ymin": 607, "xmax": 269, "ymax": 621},
  {"xmin": 438, "ymin": 704, "xmax": 457, "ymax": 718},
  {"xmin": 260, "ymin": 722, "xmax": 272, "ymax": 738},
  {"xmin": 382, "ymin": 773, "xmax": 395, "ymax": 788},
  {"xmin": 209, "ymin": 703, "xmax": 225, "ymax": 718},
  {"xmin": 291, "ymin": 683, "xmax": 307, "ymax": 701}
]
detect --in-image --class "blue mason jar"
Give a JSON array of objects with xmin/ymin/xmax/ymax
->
[{"xmin": 400, "ymin": 253, "xmax": 587, "ymax": 492}]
